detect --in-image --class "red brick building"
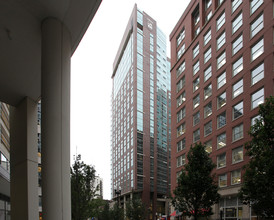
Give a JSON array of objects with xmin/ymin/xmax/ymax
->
[{"xmin": 170, "ymin": 0, "xmax": 274, "ymax": 219}]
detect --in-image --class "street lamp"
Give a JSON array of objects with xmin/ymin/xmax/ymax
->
[
  {"xmin": 115, "ymin": 186, "xmax": 121, "ymax": 206},
  {"xmin": 163, "ymin": 195, "xmax": 170, "ymax": 218}
]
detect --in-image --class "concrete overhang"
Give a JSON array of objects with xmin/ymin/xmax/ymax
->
[{"xmin": 0, "ymin": 0, "xmax": 101, "ymax": 106}]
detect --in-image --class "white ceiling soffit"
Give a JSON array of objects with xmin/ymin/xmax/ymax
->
[{"xmin": 0, "ymin": 0, "xmax": 101, "ymax": 106}]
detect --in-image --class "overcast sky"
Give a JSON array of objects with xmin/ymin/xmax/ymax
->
[{"xmin": 71, "ymin": 0, "xmax": 191, "ymax": 200}]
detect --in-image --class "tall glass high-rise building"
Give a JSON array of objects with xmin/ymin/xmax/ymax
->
[{"xmin": 111, "ymin": 4, "xmax": 171, "ymax": 219}]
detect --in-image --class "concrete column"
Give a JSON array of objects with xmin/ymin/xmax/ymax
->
[
  {"xmin": 123, "ymin": 195, "xmax": 126, "ymax": 217},
  {"xmin": 10, "ymin": 97, "xmax": 38, "ymax": 220},
  {"xmin": 41, "ymin": 18, "xmax": 71, "ymax": 220}
]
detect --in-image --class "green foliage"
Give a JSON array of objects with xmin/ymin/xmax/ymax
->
[
  {"xmin": 126, "ymin": 195, "xmax": 147, "ymax": 220},
  {"xmin": 172, "ymin": 143, "xmax": 220, "ymax": 220},
  {"xmin": 71, "ymin": 154, "xmax": 97, "ymax": 220},
  {"xmin": 110, "ymin": 203, "xmax": 124, "ymax": 220},
  {"xmin": 98, "ymin": 202, "xmax": 111, "ymax": 220},
  {"xmin": 92, "ymin": 200, "xmax": 124, "ymax": 220},
  {"xmin": 90, "ymin": 198, "xmax": 107, "ymax": 219},
  {"xmin": 239, "ymin": 96, "xmax": 274, "ymax": 218}
]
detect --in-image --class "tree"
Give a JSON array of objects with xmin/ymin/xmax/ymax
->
[
  {"xmin": 98, "ymin": 202, "xmax": 111, "ymax": 220},
  {"xmin": 172, "ymin": 143, "xmax": 220, "ymax": 220},
  {"xmin": 90, "ymin": 198, "xmax": 107, "ymax": 219},
  {"xmin": 126, "ymin": 195, "xmax": 147, "ymax": 220},
  {"xmin": 71, "ymin": 154, "xmax": 97, "ymax": 220},
  {"xmin": 239, "ymin": 96, "xmax": 274, "ymax": 218},
  {"xmin": 110, "ymin": 203, "xmax": 124, "ymax": 220}
]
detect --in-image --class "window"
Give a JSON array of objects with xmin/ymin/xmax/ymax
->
[
  {"xmin": 177, "ymin": 91, "xmax": 186, "ymax": 107},
  {"xmin": 177, "ymin": 60, "xmax": 186, "ymax": 78},
  {"xmin": 204, "ymin": 47, "xmax": 212, "ymax": 63},
  {"xmin": 232, "ymin": 0, "xmax": 242, "ymax": 13},
  {"xmin": 193, "ymin": 129, "xmax": 200, "ymax": 142},
  {"xmin": 193, "ymin": 77, "xmax": 200, "ymax": 92},
  {"xmin": 232, "ymin": 34, "xmax": 243, "ymax": 55},
  {"xmin": 217, "ymin": 51, "xmax": 226, "ymax": 69},
  {"xmin": 217, "ymin": 11, "xmax": 226, "ymax": 31},
  {"xmin": 205, "ymin": 140, "xmax": 212, "ymax": 153},
  {"xmin": 232, "ymin": 79, "xmax": 243, "ymax": 98},
  {"xmin": 251, "ymin": 114, "xmax": 261, "ymax": 126},
  {"xmin": 206, "ymin": 0, "xmax": 212, "ymax": 9},
  {"xmin": 137, "ymin": 10, "xmax": 143, "ymax": 25},
  {"xmin": 250, "ymin": 0, "xmax": 263, "ymax": 15},
  {"xmin": 217, "ymin": 153, "xmax": 226, "ymax": 168},
  {"xmin": 177, "ymin": 154, "xmax": 186, "ymax": 167},
  {"xmin": 251, "ymin": 38, "xmax": 264, "ymax": 61},
  {"xmin": 193, "ymin": 43, "xmax": 200, "ymax": 59},
  {"xmin": 193, "ymin": 94, "xmax": 200, "ymax": 109},
  {"xmin": 204, "ymin": 65, "xmax": 212, "ymax": 82},
  {"xmin": 218, "ymin": 0, "xmax": 224, "ymax": 5},
  {"xmin": 150, "ymin": 34, "xmax": 154, "ymax": 52},
  {"xmin": 251, "ymin": 88, "xmax": 264, "ymax": 109},
  {"xmin": 232, "ymin": 13, "xmax": 243, "ymax": 34},
  {"xmin": 204, "ymin": 29, "xmax": 211, "ymax": 46},
  {"xmin": 177, "ymin": 27, "xmax": 185, "ymax": 46},
  {"xmin": 193, "ymin": 111, "xmax": 200, "ymax": 126},
  {"xmin": 251, "ymin": 62, "xmax": 264, "ymax": 85},
  {"xmin": 217, "ymin": 132, "xmax": 226, "ymax": 149},
  {"xmin": 204, "ymin": 121, "xmax": 212, "ymax": 136},
  {"xmin": 177, "ymin": 75, "xmax": 185, "ymax": 92},
  {"xmin": 177, "ymin": 122, "xmax": 186, "ymax": 137},
  {"xmin": 195, "ymin": 26, "xmax": 200, "ymax": 37},
  {"xmin": 206, "ymin": 11, "xmax": 213, "ymax": 21},
  {"xmin": 232, "ymin": 146, "xmax": 244, "ymax": 163},
  {"xmin": 204, "ymin": 102, "xmax": 212, "ymax": 118},
  {"xmin": 177, "ymin": 44, "xmax": 185, "ymax": 59},
  {"xmin": 233, "ymin": 101, "xmax": 244, "ymax": 120},
  {"xmin": 217, "ymin": 92, "xmax": 226, "ymax": 109},
  {"xmin": 231, "ymin": 169, "xmax": 241, "ymax": 185},
  {"xmin": 1, "ymin": 153, "xmax": 9, "ymax": 171},
  {"xmin": 232, "ymin": 56, "xmax": 243, "ymax": 77},
  {"xmin": 204, "ymin": 84, "xmax": 212, "ymax": 100},
  {"xmin": 176, "ymin": 171, "xmax": 182, "ymax": 183},
  {"xmin": 217, "ymin": 31, "xmax": 226, "ymax": 50},
  {"xmin": 219, "ymin": 173, "xmax": 227, "ymax": 187},
  {"xmin": 217, "ymin": 72, "xmax": 226, "ymax": 89},
  {"xmin": 193, "ymin": 9, "xmax": 200, "ymax": 25},
  {"xmin": 251, "ymin": 13, "xmax": 264, "ymax": 38},
  {"xmin": 177, "ymin": 107, "xmax": 186, "ymax": 122},
  {"xmin": 193, "ymin": 60, "xmax": 200, "ymax": 75},
  {"xmin": 177, "ymin": 138, "xmax": 186, "ymax": 152},
  {"xmin": 217, "ymin": 111, "xmax": 226, "ymax": 128},
  {"xmin": 232, "ymin": 123, "xmax": 243, "ymax": 141}
]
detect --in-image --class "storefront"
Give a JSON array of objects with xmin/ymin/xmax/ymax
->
[
  {"xmin": 219, "ymin": 196, "xmax": 243, "ymax": 220},
  {"xmin": 0, "ymin": 197, "xmax": 10, "ymax": 220}
]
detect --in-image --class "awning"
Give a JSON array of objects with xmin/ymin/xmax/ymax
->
[{"xmin": 170, "ymin": 211, "xmax": 176, "ymax": 216}]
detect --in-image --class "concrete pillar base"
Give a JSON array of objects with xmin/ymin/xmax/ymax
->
[{"xmin": 10, "ymin": 97, "xmax": 38, "ymax": 220}]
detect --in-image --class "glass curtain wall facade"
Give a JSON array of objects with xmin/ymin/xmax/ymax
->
[
  {"xmin": 155, "ymin": 27, "xmax": 171, "ymax": 195},
  {"xmin": 111, "ymin": 5, "xmax": 171, "ymax": 219},
  {"xmin": 111, "ymin": 31, "xmax": 134, "ymax": 196}
]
